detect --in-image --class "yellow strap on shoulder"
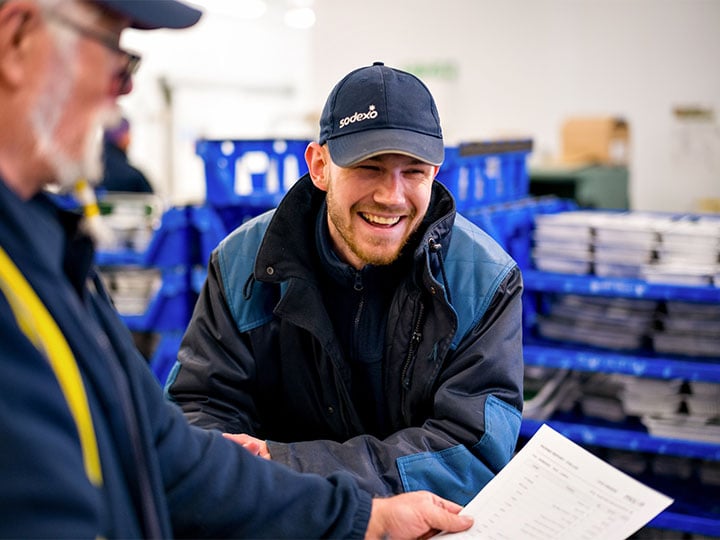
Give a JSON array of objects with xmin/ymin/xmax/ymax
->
[{"xmin": 0, "ymin": 245, "xmax": 102, "ymax": 487}]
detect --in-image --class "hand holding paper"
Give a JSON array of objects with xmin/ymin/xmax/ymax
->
[{"xmin": 441, "ymin": 424, "xmax": 673, "ymax": 539}]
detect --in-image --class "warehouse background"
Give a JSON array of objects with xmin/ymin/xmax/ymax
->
[
  {"xmin": 119, "ymin": 0, "xmax": 719, "ymax": 212},
  {"xmin": 100, "ymin": 5, "xmax": 720, "ymax": 535}
]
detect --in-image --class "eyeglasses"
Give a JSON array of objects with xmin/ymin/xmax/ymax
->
[{"xmin": 44, "ymin": 10, "xmax": 142, "ymax": 92}]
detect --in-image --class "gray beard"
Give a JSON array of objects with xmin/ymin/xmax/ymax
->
[{"xmin": 29, "ymin": 27, "xmax": 110, "ymax": 192}]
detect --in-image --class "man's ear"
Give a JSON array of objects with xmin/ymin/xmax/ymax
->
[
  {"xmin": 0, "ymin": 1, "xmax": 40, "ymax": 88},
  {"xmin": 305, "ymin": 141, "xmax": 330, "ymax": 192}
]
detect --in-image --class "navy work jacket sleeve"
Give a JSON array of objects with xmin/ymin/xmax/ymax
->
[
  {"xmin": 0, "ymin": 185, "xmax": 372, "ymax": 539},
  {"xmin": 0, "ymin": 278, "xmax": 372, "ymax": 539}
]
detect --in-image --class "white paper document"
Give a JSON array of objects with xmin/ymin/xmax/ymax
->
[{"xmin": 442, "ymin": 424, "xmax": 673, "ymax": 539}]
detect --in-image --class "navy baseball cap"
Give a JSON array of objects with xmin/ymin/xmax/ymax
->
[
  {"xmin": 319, "ymin": 62, "xmax": 444, "ymax": 167},
  {"xmin": 93, "ymin": 0, "xmax": 202, "ymax": 29}
]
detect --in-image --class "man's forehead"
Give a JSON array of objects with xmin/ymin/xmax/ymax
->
[
  {"xmin": 73, "ymin": 2, "xmax": 132, "ymax": 32},
  {"xmin": 91, "ymin": 3, "xmax": 133, "ymax": 28},
  {"xmin": 358, "ymin": 153, "xmax": 435, "ymax": 166}
]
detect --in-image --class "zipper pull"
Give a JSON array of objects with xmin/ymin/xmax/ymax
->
[{"xmin": 353, "ymin": 271, "xmax": 363, "ymax": 291}]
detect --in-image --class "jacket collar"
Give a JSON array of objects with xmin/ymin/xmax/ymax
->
[{"xmin": 0, "ymin": 180, "xmax": 95, "ymax": 297}]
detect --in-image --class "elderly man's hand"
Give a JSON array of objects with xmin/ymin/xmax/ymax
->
[
  {"xmin": 222, "ymin": 433, "xmax": 271, "ymax": 459},
  {"xmin": 366, "ymin": 491, "xmax": 473, "ymax": 539}
]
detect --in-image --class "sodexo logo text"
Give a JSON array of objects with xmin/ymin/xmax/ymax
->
[{"xmin": 339, "ymin": 105, "xmax": 378, "ymax": 129}]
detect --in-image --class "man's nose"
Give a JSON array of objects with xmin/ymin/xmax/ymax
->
[{"xmin": 374, "ymin": 173, "xmax": 405, "ymax": 205}]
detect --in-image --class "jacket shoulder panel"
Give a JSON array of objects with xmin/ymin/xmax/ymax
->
[
  {"xmin": 216, "ymin": 210, "xmax": 278, "ymax": 333},
  {"xmin": 444, "ymin": 214, "xmax": 517, "ymax": 349}
]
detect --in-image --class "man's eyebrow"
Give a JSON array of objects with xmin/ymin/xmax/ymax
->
[{"xmin": 364, "ymin": 155, "xmax": 429, "ymax": 165}]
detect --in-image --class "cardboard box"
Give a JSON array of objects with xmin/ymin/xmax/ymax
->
[{"xmin": 561, "ymin": 116, "xmax": 630, "ymax": 166}]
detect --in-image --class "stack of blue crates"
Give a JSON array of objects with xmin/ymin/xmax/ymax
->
[
  {"xmin": 438, "ymin": 140, "xmax": 533, "ymax": 212},
  {"xmin": 192, "ymin": 138, "xmax": 311, "ymax": 270},
  {"xmin": 92, "ymin": 139, "xmax": 310, "ymax": 385},
  {"xmin": 94, "ymin": 204, "xmax": 196, "ymax": 384},
  {"xmin": 436, "ymin": 139, "xmax": 572, "ymax": 269}
]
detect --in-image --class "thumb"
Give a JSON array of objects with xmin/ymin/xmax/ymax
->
[{"xmin": 421, "ymin": 494, "xmax": 473, "ymax": 535}]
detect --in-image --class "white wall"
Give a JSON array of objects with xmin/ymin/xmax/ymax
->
[
  {"xmin": 120, "ymin": 0, "xmax": 314, "ymax": 204},
  {"xmin": 120, "ymin": 0, "xmax": 720, "ymax": 212},
  {"xmin": 308, "ymin": 0, "xmax": 720, "ymax": 213}
]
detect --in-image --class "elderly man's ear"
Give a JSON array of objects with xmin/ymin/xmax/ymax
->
[{"xmin": 0, "ymin": 1, "xmax": 41, "ymax": 88}]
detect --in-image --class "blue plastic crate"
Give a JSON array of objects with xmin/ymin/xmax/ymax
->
[
  {"xmin": 190, "ymin": 204, "xmax": 274, "ymax": 267},
  {"xmin": 466, "ymin": 196, "xmax": 575, "ymax": 270},
  {"xmin": 436, "ymin": 146, "xmax": 473, "ymax": 211},
  {"xmin": 95, "ymin": 206, "xmax": 192, "ymax": 268},
  {"xmin": 149, "ymin": 331, "xmax": 184, "ymax": 386},
  {"xmin": 111, "ymin": 265, "xmax": 195, "ymax": 333},
  {"xmin": 196, "ymin": 138, "xmax": 310, "ymax": 207},
  {"xmin": 437, "ymin": 139, "xmax": 533, "ymax": 211},
  {"xmin": 191, "ymin": 266, "xmax": 208, "ymax": 295}
]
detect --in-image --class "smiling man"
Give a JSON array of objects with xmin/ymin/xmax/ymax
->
[{"xmin": 167, "ymin": 62, "xmax": 525, "ymax": 506}]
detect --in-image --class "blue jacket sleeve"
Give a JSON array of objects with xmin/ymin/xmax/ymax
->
[{"xmin": 0, "ymin": 287, "xmax": 372, "ymax": 539}]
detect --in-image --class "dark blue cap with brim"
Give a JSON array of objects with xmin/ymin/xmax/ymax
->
[
  {"xmin": 93, "ymin": 0, "xmax": 202, "ymax": 29},
  {"xmin": 319, "ymin": 62, "xmax": 444, "ymax": 167}
]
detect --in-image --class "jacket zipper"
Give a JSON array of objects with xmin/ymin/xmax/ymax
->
[
  {"xmin": 400, "ymin": 301, "xmax": 425, "ymax": 423},
  {"xmin": 352, "ymin": 271, "xmax": 364, "ymax": 359}
]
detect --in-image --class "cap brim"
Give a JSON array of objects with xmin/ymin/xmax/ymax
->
[
  {"xmin": 94, "ymin": 0, "xmax": 202, "ymax": 29},
  {"xmin": 327, "ymin": 129, "xmax": 444, "ymax": 167}
]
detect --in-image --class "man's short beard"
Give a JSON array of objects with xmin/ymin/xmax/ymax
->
[{"xmin": 325, "ymin": 185, "xmax": 414, "ymax": 267}]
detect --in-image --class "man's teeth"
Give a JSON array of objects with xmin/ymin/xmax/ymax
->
[{"xmin": 364, "ymin": 213, "xmax": 400, "ymax": 225}]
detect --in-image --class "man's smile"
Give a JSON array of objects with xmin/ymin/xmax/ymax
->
[{"xmin": 359, "ymin": 212, "xmax": 403, "ymax": 227}]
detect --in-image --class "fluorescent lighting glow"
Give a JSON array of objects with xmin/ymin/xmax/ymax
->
[
  {"xmin": 204, "ymin": 0, "xmax": 268, "ymax": 20},
  {"xmin": 284, "ymin": 7, "xmax": 315, "ymax": 29}
]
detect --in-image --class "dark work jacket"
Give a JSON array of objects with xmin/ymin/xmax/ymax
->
[
  {"xmin": 167, "ymin": 175, "xmax": 524, "ymax": 506},
  {"xmin": 0, "ymin": 179, "xmax": 371, "ymax": 538}
]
